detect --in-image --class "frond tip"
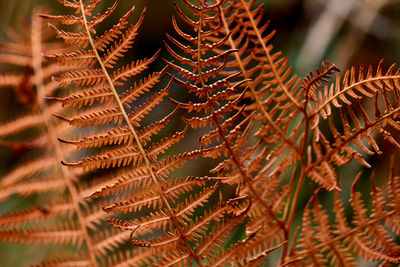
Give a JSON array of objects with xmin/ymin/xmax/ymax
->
[{"xmin": 302, "ymin": 60, "xmax": 339, "ymax": 101}]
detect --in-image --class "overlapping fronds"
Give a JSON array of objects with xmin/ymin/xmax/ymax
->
[
  {"xmin": 311, "ymin": 61, "xmax": 400, "ymax": 124},
  {"xmin": 40, "ymin": 0, "xmax": 247, "ymax": 266},
  {"xmin": 166, "ymin": 0, "xmax": 400, "ymax": 265},
  {"xmin": 1, "ymin": 0, "xmax": 400, "ymax": 266},
  {"xmin": 287, "ymin": 172, "xmax": 400, "ymax": 266},
  {"xmin": 0, "ymin": 8, "xmax": 101, "ymax": 267},
  {"xmin": 164, "ymin": 0, "xmax": 295, "ymax": 264},
  {"xmin": 307, "ymin": 62, "xmax": 400, "ymax": 191},
  {"xmin": 217, "ymin": 0, "xmax": 305, "ymax": 164}
]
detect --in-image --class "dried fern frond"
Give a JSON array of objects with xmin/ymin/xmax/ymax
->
[
  {"xmin": 164, "ymin": 0, "xmax": 293, "ymax": 264},
  {"xmin": 307, "ymin": 62, "xmax": 400, "ymax": 191},
  {"xmin": 167, "ymin": 0, "xmax": 400, "ymax": 265},
  {"xmin": 0, "ymin": 8, "xmax": 100, "ymax": 267},
  {"xmin": 311, "ymin": 60, "xmax": 400, "ymax": 128},
  {"xmin": 1, "ymin": 1, "xmax": 400, "ymax": 266},
  {"xmin": 287, "ymin": 172, "xmax": 400, "ymax": 266},
  {"xmin": 42, "ymin": 0, "xmax": 245, "ymax": 266}
]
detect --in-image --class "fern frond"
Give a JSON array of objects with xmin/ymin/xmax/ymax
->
[
  {"xmin": 309, "ymin": 83, "xmax": 400, "ymax": 190},
  {"xmin": 46, "ymin": 49, "xmax": 96, "ymax": 66},
  {"xmin": 2, "ymin": 1, "xmax": 399, "ymax": 266},
  {"xmin": 111, "ymin": 50, "xmax": 160, "ymax": 86},
  {"xmin": 32, "ymin": 253, "xmax": 91, "ymax": 267},
  {"xmin": 87, "ymin": 151, "xmax": 200, "ymax": 198},
  {"xmin": 0, "ymin": 223, "xmax": 82, "ymax": 246},
  {"xmin": 101, "ymin": 9, "xmax": 145, "ymax": 68},
  {"xmin": 0, "ymin": 201, "xmax": 72, "ymax": 227},
  {"xmin": 288, "ymin": 173, "xmax": 400, "ymax": 265},
  {"xmin": 47, "ymin": 84, "xmax": 113, "ymax": 108},
  {"xmin": 0, "ymin": 8, "xmax": 106, "ymax": 266},
  {"xmin": 163, "ymin": 1, "xmax": 293, "ymax": 265},
  {"xmin": 42, "ymin": 1, "xmax": 231, "ymax": 266},
  {"xmin": 311, "ymin": 61, "xmax": 400, "ymax": 125},
  {"xmin": 58, "ymin": 107, "xmax": 175, "ymax": 149}
]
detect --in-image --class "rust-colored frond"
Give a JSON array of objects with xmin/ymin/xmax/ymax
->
[
  {"xmin": 221, "ymin": 0, "xmax": 303, "ymax": 114},
  {"xmin": 101, "ymin": 9, "xmax": 145, "ymax": 68},
  {"xmin": 288, "ymin": 172, "xmax": 400, "ymax": 265},
  {"xmin": 59, "ymin": 126, "xmax": 131, "ymax": 149},
  {"xmin": 108, "ymin": 211, "xmax": 171, "ymax": 232},
  {"xmin": 60, "ymin": 107, "xmax": 178, "ymax": 150},
  {"xmin": 146, "ymin": 126, "xmax": 187, "ymax": 160},
  {"xmin": 49, "ymin": 23, "xmax": 90, "ymax": 47},
  {"xmin": 56, "ymin": 69, "xmax": 106, "ymax": 87},
  {"xmin": 39, "ymin": 13, "xmax": 84, "ymax": 26},
  {"xmin": 0, "ymin": 113, "xmax": 45, "ymax": 139},
  {"xmin": 213, "ymin": 1, "xmax": 305, "ymax": 186},
  {"xmin": 46, "ymin": 49, "xmax": 96, "ymax": 66},
  {"xmin": 32, "ymin": 253, "xmax": 91, "ymax": 267},
  {"xmin": 164, "ymin": 1, "xmax": 292, "ymax": 265},
  {"xmin": 128, "ymin": 81, "xmax": 171, "ymax": 126},
  {"xmin": 3, "ymin": 0, "xmax": 400, "ymax": 266},
  {"xmin": 63, "ymin": 145, "xmax": 141, "ymax": 170},
  {"xmin": 0, "ymin": 224, "xmax": 82, "ymax": 246},
  {"xmin": 156, "ymin": 197, "xmax": 249, "ymax": 266},
  {"xmin": 312, "ymin": 61, "xmax": 400, "ymax": 124},
  {"xmin": 120, "ymin": 67, "xmax": 167, "ymax": 106},
  {"xmin": 94, "ymin": 5, "xmax": 136, "ymax": 51},
  {"xmin": 99, "ymin": 247, "xmax": 155, "ymax": 267},
  {"xmin": 43, "ymin": 1, "xmax": 230, "ymax": 266},
  {"xmin": 309, "ymin": 82, "xmax": 400, "ymax": 190},
  {"xmin": 111, "ymin": 50, "xmax": 160, "ymax": 86},
  {"xmin": 88, "ymin": 151, "xmax": 199, "ymax": 198},
  {"xmin": 0, "ymin": 200, "xmax": 72, "ymax": 228},
  {"xmin": 58, "ymin": 106, "xmax": 123, "ymax": 127},
  {"xmin": 0, "ymin": 9, "xmax": 103, "ymax": 266},
  {"xmin": 47, "ymin": 84, "xmax": 113, "ymax": 108},
  {"xmin": 0, "ymin": 177, "xmax": 67, "ymax": 202},
  {"xmin": 103, "ymin": 177, "xmax": 208, "ymax": 214}
]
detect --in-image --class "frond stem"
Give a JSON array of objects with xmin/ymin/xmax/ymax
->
[
  {"xmin": 281, "ymin": 102, "xmax": 310, "ymax": 262},
  {"xmin": 79, "ymin": 1, "xmax": 201, "ymax": 265}
]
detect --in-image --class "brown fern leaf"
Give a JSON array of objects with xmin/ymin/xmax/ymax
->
[
  {"xmin": 0, "ymin": 9, "xmax": 107, "ymax": 266},
  {"xmin": 0, "ymin": 222, "xmax": 82, "ymax": 246},
  {"xmin": 288, "ymin": 172, "xmax": 400, "ymax": 265},
  {"xmin": 58, "ymin": 106, "xmax": 177, "ymax": 150},
  {"xmin": 216, "ymin": 0, "xmax": 304, "ymax": 161},
  {"xmin": 0, "ymin": 3, "xmax": 163, "ymax": 267},
  {"xmin": 308, "ymin": 79, "xmax": 400, "ymax": 191},
  {"xmin": 164, "ymin": 1, "xmax": 292, "ymax": 265},
  {"xmin": 42, "ymin": 1, "xmax": 239, "ymax": 266},
  {"xmin": 47, "ymin": 84, "xmax": 113, "ymax": 108},
  {"xmin": 31, "ymin": 253, "xmax": 91, "ymax": 267},
  {"xmin": 169, "ymin": 1, "xmax": 400, "ymax": 265},
  {"xmin": 3, "ymin": 1, "xmax": 400, "ymax": 266},
  {"xmin": 85, "ymin": 151, "xmax": 200, "ymax": 201},
  {"xmin": 311, "ymin": 60, "xmax": 400, "ymax": 127}
]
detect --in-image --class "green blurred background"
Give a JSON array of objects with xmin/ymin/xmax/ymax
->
[{"xmin": 0, "ymin": 0, "xmax": 399, "ymax": 266}]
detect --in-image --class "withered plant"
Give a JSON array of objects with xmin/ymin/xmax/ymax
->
[{"xmin": 0, "ymin": 0, "xmax": 399, "ymax": 266}]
